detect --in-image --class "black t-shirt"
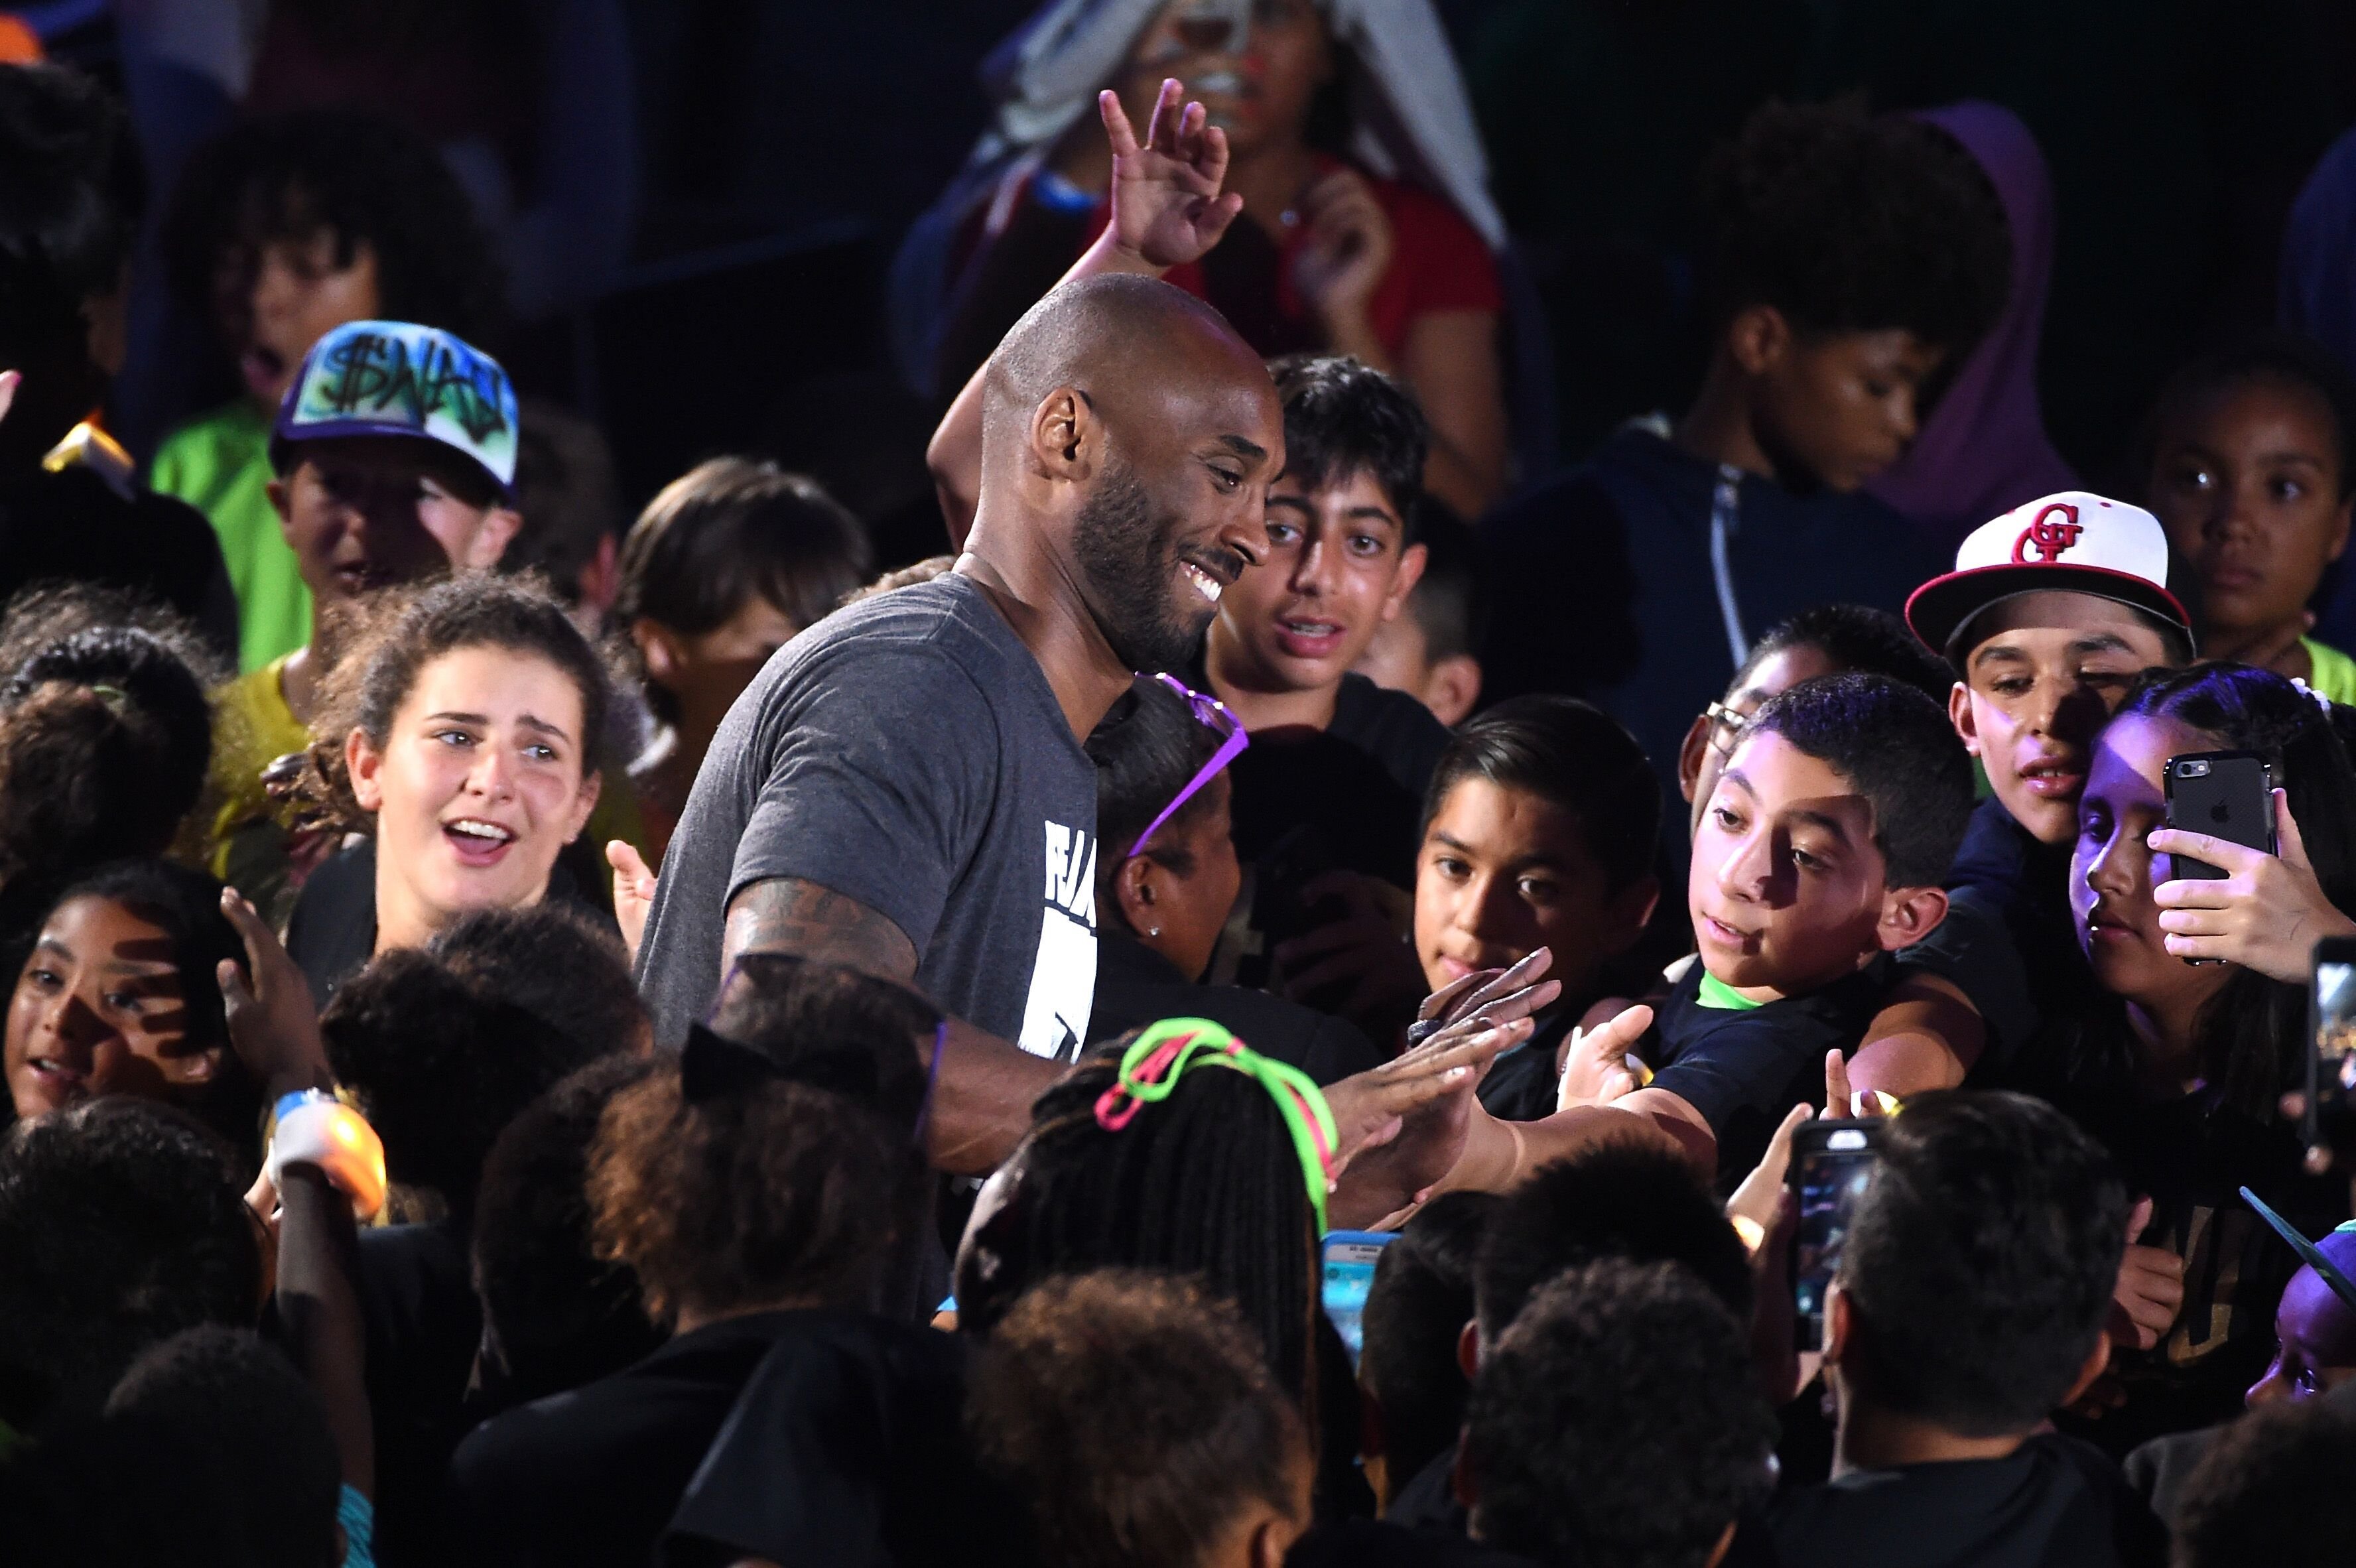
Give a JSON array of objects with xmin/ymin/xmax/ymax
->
[
  {"xmin": 0, "ymin": 465, "xmax": 239, "ymax": 664},
  {"xmin": 1221, "ymin": 670, "xmax": 1451, "ymax": 891},
  {"xmin": 1758, "ymin": 1433, "xmax": 2168, "ymax": 1568},
  {"xmin": 355, "ymin": 1221, "xmax": 480, "ymax": 1567},
  {"xmin": 1644, "ymin": 956, "xmax": 1894, "ymax": 1189},
  {"xmin": 1896, "ymin": 797, "xmax": 2095, "ymax": 1078},
  {"xmin": 1480, "ymin": 424, "xmax": 1944, "ymax": 828},
  {"xmin": 1085, "ymin": 929, "xmax": 1383, "ymax": 1083},
  {"xmin": 450, "ymin": 1309, "xmax": 979, "ymax": 1568},
  {"xmin": 283, "ymin": 835, "xmax": 612, "ymax": 1007},
  {"xmin": 1474, "ymin": 1012, "xmax": 1575, "ymax": 1122}
]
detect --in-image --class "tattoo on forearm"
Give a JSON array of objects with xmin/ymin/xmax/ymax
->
[{"xmin": 723, "ymin": 878, "xmax": 918, "ymax": 982}]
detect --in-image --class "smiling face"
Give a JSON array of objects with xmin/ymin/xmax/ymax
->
[
  {"xmin": 348, "ymin": 644, "xmax": 601, "ymax": 949},
  {"xmin": 2071, "ymin": 712, "xmax": 2237, "ymax": 1022},
  {"xmin": 271, "ymin": 436, "xmax": 522, "ymax": 608},
  {"xmin": 3, "ymin": 895, "xmax": 204, "ymax": 1120},
  {"xmin": 214, "ymin": 225, "xmax": 382, "ymax": 409},
  {"xmin": 1689, "ymin": 732, "xmax": 1896, "ymax": 997},
  {"xmin": 1752, "ymin": 324, "xmax": 1945, "ymax": 493},
  {"xmin": 1211, "ymin": 466, "xmax": 1423, "ymax": 699},
  {"xmin": 2148, "ymin": 376, "xmax": 2353, "ymax": 647},
  {"xmin": 1953, "ymin": 592, "xmax": 2179, "ymax": 846},
  {"xmin": 1117, "ymin": 0, "xmax": 1331, "ymax": 157},
  {"xmin": 1414, "ymin": 776, "xmax": 1652, "ymax": 1006},
  {"xmin": 1065, "ymin": 339, "xmax": 1284, "ymax": 678}
]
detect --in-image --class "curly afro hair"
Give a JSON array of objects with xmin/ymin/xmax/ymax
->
[
  {"xmin": 1465, "ymin": 1260, "xmax": 1776, "ymax": 1568},
  {"xmin": 161, "ymin": 108, "xmax": 505, "ymax": 353},
  {"xmin": 2174, "ymin": 1397, "xmax": 2356, "ymax": 1568},
  {"xmin": 1700, "ymin": 101, "xmax": 2010, "ymax": 354},
  {"xmin": 322, "ymin": 946, "xmax": 616, "ymax": 1219}
]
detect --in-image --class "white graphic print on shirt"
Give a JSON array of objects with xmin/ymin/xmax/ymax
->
[{"xmin": 1018, "ymin": 820, "xmax": 1098, "ymax": 1061}]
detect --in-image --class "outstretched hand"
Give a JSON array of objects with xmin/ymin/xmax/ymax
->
[
  {"xmin": 216, "ymin": 887, "xmax": 334, "ymax": 1100},
  {"xmin": 2152, "ymin": 789, "xmax": 2356, "ymax": 983},
  {"xmin": 1098, "ymin": 78, "xmax": 1245, "ymax": 272}
]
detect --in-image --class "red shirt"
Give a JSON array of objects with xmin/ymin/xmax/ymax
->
[{"xmin": 1082, "ymin": 157, "xmax": 1500, "ymax": 361}]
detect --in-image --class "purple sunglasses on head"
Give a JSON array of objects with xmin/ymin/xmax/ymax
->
[{"xmin": 1128, "ymin": 673, "xmax": 1249, "ymax": 856}]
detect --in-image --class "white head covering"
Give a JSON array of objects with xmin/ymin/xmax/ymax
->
[{"xmin": 889, "ymin": 0, "xmax": 1502, "ymax": 389}]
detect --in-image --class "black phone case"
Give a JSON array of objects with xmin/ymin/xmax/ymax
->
[{"xmin": 2164, "ymin": 751, "xmax": 2276, "ymax": 880}]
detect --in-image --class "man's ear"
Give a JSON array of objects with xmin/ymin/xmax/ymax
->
[
  {"xmin": 1725, "ymin": 304, "xmax": 1792, "ymax": 379},
  {"xmin": 2061, "ymin": 1331, "xmax": 2114, "ymax": 1408},
  {"xmin": 1379, "ymin": 542, "xmax": 1429, "ymax": 623},
  {"xmin": 267, "ymin": 476, "xmax": 293, "ymax": 530},
  {"xmin": 347, "ymin": 727, "xmax": 385, "ymax": 813},
  {"xmin": 1600, "ymin": 873, "xmax": 1661, "ymax": 958},
  {"xmin": 1027, "ymin": 387, "xmax": 1100, "ymax": 482},
  {"xmin": 1947, "ymin": 681, "xmax": 1981, "ymax": 758},
  {"xmin": 1422, "ymin": 653, "xmax": 1482, "ymax": 728},
  {"xmin": 1876, "ymin": 883, "xmax": 1949, "ymax": 952},
  {"xmin": 1456, "ymin": 1317, "xmax": 1480, "ymax": 1380},
  {"xmin": 1677, "ymin": 711, "xmax": 1712, "ymax": 804}
]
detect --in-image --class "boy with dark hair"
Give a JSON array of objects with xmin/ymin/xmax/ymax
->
[
  {"xmin": 1441, "ymin": 673, "xmax": 1975, "ymax": 1193},
  {"xmin": 2140, "ymin": 332, "xmax": 2356, "ymax": 699},
  {"xmin": 614, "ymin": 455, "xmax": 874, "ymax": 861},
  {"xmin": 1412, "ymin": 695, "xmax": 1660, "ymax": 1118},
  {"xmin": 1855, "ymin": 492, "xmax": 2193, "ymax": 1098},
  {"xmin": 200, "ymin": 318, "xmax": 525, "ymax": 918},
  {"xmin": 1463, "ymin": 1262, "xmax": 1775, "ymax": 1568},
  {"xmin": 1482, "ymin": 101, "xmax": 2010, "ymax": 811},
  {"xmin": 0, "ymin": 63, "xmax": 239, "ymax": 659},
  {"xmin": 1357, "ymin": 1191, "xmax": 1498, "ymax": 1509},
  {"xmin": 156, "ymin": 109, "xmax": 507, "ymax": 671},
  {"xmin": 1355, "ymin": 499, "xmax": 1487, "ymax": 727},
  {"xmin": 1677, "ymin": 602, "xmax": 1957, "ymax": 842},
  {"xmin": 1384, "ymin": 1140, "xmax": 1751, "ymax": 1534},
  {"xmin": 970, "ymin": 1271, "xmax": 1313, "ymax": 1568},
  {"xmin": 504, "ymin": 398, "xmax": 629, "ymax": 623},
  {"xmin": 1768, "ymin": 1090, "xmax": 2166, "ymax": 1567},
  {"xmin": 2170, "ymin": 1394, "xmax": 2356, "ymax": 1568}
]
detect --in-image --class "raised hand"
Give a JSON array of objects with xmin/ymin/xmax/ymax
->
[
  {"xmin": 1289, "ymin": 166, "xmax": 1394, "ymax": 337},
  {"xmin": 1556, "ymin": 1002, "xmax": 1654, "ymax": 1108},
  {"xmin": 2152, "ymin": 789, "xmax": 2356, "ymax": 983},
  {"xmin": 608, "ymin": 839, "xmax": 657, "ymax": 964},
  {"xmin": 216, "ymin": 887, "xmax": 334, "ymax": 1100},
  {"xmin": 1098, "ymin": 78, "xmax": 1245, "ymax": 271},
  {"xmin": 1325, "ymin": 1009, "xmax": 1538, "ymax": 1226},
  {"xmin": 2109, "ymin": 1197, "xmax": 2187, "ymax": 1352}
]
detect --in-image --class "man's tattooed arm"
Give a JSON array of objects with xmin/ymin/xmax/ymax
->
[{"xmin": 722, "ymin": 878, "xmax": 920, "ymax": 982}]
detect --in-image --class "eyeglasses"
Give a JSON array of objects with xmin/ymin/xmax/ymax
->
[
  {"xmin": 1703, "ymin": 700, "xmax": 1752, "ymax": 760},
  {"xmin": 1128, "ymin": 674, "xmax": 1249, "ymax": 857}
]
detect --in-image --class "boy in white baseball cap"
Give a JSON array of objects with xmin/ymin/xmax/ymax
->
[{"xmin": 1850, "ymin": 491, "xmax": 2193, "ymax": 1098}]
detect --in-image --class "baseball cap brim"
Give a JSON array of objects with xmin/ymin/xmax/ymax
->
[
  {"xmin": 1906, "ymin": 562, "xmax": 2191, "ymax": 659},
  {"xmin": 267, "ymin": 423, "xmax": 515, "ymax": 503}
]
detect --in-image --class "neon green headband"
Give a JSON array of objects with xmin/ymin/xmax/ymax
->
[{"xmin": 1094, "ymin": 1017, "xmax": 1339, "ymax": 1234}]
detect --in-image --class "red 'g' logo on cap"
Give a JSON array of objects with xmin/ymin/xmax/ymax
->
[{"xmin": 2012, "ymin": 503, "xmax": 2083, "ymax": 562}]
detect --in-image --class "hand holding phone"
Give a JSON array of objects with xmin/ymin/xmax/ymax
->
[
  {"xmin": 1321, "ymin": 1230, "xmax": 1395, "ymax": 1365},
  {"xmin": 2152, "ymin": 762, "xmax": 2356, "ymax": 984},
  {"xmin": 1789, "ymin": 1120, "xmax": 1885, "ymax": 1352}
]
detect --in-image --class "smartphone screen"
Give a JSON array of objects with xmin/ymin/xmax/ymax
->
[
  {"xmin": 1321, "ymin": 1230, "xmax": 1394, "ymax": 1366},
  {"xmin": 2164, "ymin": 751, "xmax": 2276, "ymax": 880},
  {"xmin": 2313, "ymin": 946, "xmax": 2356, "ymax": 1115},
  {"xmin": 1791, "ymin": 1123, "xmax": 1884, "ymax": 1352}
]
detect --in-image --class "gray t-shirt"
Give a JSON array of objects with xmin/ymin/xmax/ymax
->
[{"xmin": 635, "ymin": 574, "xmax": 1098, "ymax": 1055}]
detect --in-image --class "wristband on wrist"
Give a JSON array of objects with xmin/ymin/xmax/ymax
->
[{"xmin": 266, "ymin": 1090, "xmax": 387, "ymax": 1220}]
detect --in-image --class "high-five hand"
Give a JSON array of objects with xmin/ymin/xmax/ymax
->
[{"xmin": 1098, "ymin": 78, "xmax": 1246, "ymax": 272}]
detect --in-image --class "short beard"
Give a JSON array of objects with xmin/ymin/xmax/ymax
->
[{"xmin": 1072, "ymin": 459, "xmax": 1208, "ymax": 675}]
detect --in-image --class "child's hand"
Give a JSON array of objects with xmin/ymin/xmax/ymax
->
[
  {"xmin": 2108, "ymin": 1197, "xmax": 2187, "ymax": 1351},
  {"xmin": 1555, "ymin": 1002, "xmax": 1654, "ymax": 1110},
  {"xmin": 1096, "ymin": 78, "xmax": 1245, "ymax": 273},
  {"xmin": 1290, "ymin": 166, "xmax": 1395, "ymax": 337},
  {"xmin": 216, "ymin": 887, "xmax": 334, "ymax": 1100},
  {"xmin": 2151, "ymin": 789, "xmax": 2356, "ymax": 983},
  {"xmin": 1272, "ymin": 870, "xmax": 1425, "ymax": 1025},
  {"xmin": 608, "ymin": 840, "xmax": 657, "ymax": 964}
]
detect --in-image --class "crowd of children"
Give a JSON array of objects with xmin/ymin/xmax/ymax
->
[{"xmin": 11, "ymin": 11, "xmax": 2356, "ymax": 1568}]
